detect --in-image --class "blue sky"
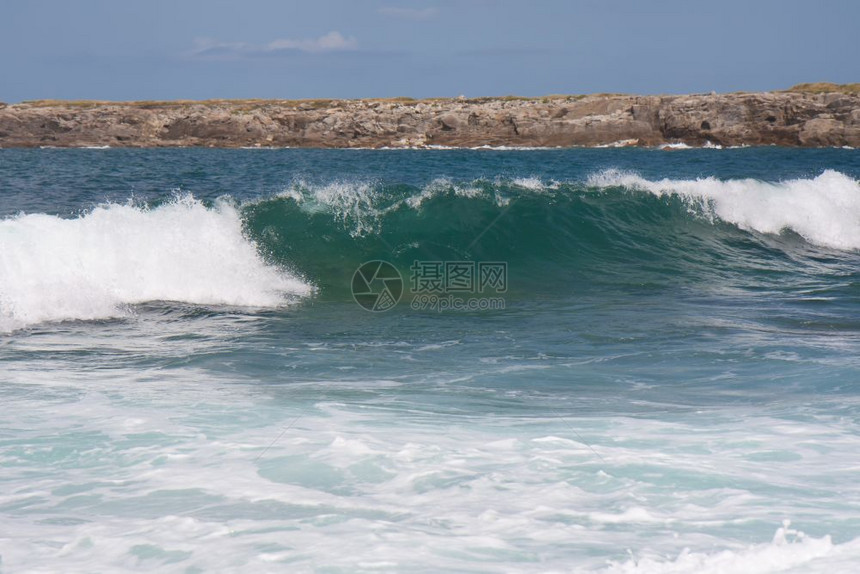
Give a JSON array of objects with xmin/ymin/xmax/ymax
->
[{"xmin": 1, "ymin": 0, "xmax": 857, "ymax": 102}]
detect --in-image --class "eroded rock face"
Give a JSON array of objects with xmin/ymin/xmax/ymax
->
[{"xmin": 0, "ymin": 91, "xmax": 857, "ymax": 148}]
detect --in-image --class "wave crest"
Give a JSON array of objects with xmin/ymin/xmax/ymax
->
[
  {"xmin": 587, "ymin": 169, "xmax": 860, "ymax": 250},
  {"xmin": 0, "ymin": 196, "xmax": 312, "ymax": 332}
]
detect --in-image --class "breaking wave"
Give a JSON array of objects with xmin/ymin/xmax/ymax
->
[
  {"xmin": 587, "ymin": 169, "xmax": 860, "ymax": 251},
  {"xmin": 0, "ymin": 196, "xmax": 312, "ymax": 332},
  {"xmin": 3, "ymin": 170, "xmax": 859, "ymax": 329}
]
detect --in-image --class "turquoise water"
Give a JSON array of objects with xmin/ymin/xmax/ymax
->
[{"xmin": 2, "ymin": 148, "xmax": 860, "ymax": 572}]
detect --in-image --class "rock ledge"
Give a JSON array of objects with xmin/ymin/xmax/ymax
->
[{"xmin": 1, "ymin": 88, "xmax": 858, "ymax": 148}]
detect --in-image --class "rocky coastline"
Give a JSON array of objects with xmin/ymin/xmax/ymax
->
[{"xmin": 0, "ymin": 85, "xmax": 858, "ymax": 149}]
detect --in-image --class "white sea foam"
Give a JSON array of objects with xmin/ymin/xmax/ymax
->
[
  {"xmin": 602, "ymin": 523, "xmax": 860, "ymax": 574},
  {"xmin": 657, "ymin": 142, "xmax": 693, "ymax": 150},
  {"xmin": 595, "ymin": 139, "xmax": 640, "ymax": 148},
  {"xmin": 3, "ymin": 388, "xmax": 859, "ymax": 573},
  {"xmin": 0, "ymin": 195, "xmax": 312, "ymax": 332},
  {"xmin": 657, "ymin": 141, "xmax": 726, "ymax": 149},
  {"xmin": 587, "ymin": 169, "xmax": 860, "ymax": 250},
  {"xmin": 470, "ymin": 144, "xmax": 553, "ymax": 150}
]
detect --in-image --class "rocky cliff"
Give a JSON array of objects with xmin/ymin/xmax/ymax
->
[{"xmin": 1, "ymin": 86, "xmax": 858, "ymax": 148}]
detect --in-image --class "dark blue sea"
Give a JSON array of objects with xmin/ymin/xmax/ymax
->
[{"xmin": 2, "ymin": 147, "xmax": 860, "ymax": 572}]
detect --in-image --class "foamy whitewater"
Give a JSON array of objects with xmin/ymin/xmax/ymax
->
[
  {"xmin": 0, "ymin": 196, "xmax": 311, "ymax": 332},
  {"xmin": 587, "ymin": 169, "xmax": 860, "ymax": 250},
  {"xmin": 1, "ymin": 147, "xmax": 860, "ymax": 573}
]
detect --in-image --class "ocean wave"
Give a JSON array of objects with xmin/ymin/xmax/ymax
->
[
  {"xmin": 272, "ymin": 177, "xmax": 521, "ymax": 233},
  {"xmin": 0, "ymin": 196, "xmax": 312, "ymax": 332},
  {"xmin": 268, "ymin": 171, "xmax": 860, "ymax": 251},
  {"xmin": 4, "ymin": 170, "xmax": 858, "ymax": 329},
  {"xmin": 587, "ymin": 169, "xmax": 860, "ymax": 250},
  {"xmin": 238, "ymin": 171, "xmax": 860, "ymax": 301}
]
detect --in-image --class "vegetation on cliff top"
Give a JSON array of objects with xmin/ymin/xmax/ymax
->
[
  {"xmin": 8, "ymin": 84, "xmax": 858, "ymax": 109},
  {"xmin": 15, "ymin": 95, "xmax": 587, "ymax": 109},
  {"xmin": 786, "ymin": 82, "xmax": 860, "ymax": 94}
]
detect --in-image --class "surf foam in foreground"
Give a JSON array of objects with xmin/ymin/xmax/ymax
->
[{"xmin": 0, "ymin": 196, "xmax": 312, "ymax": 332}]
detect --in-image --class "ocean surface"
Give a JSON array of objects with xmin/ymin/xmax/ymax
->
[{"xmin": 1, "ymin": 147, "xmax": 860, "ymax": 573}]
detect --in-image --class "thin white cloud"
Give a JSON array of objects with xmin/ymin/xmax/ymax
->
[
  {"xmin": 267, "ymin": 31, "xmax": 358, "ymax": 53},
  {"xmin": 190, "ymin": 38, "xmax": 246, "ymax": 58},
  {"xmin": 189, "ymin": 32, "xmax": 358, "ymax": 60},
  {"xmin": 378, "ymin": 6, "xmax": 438, "ymax": 20}
]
